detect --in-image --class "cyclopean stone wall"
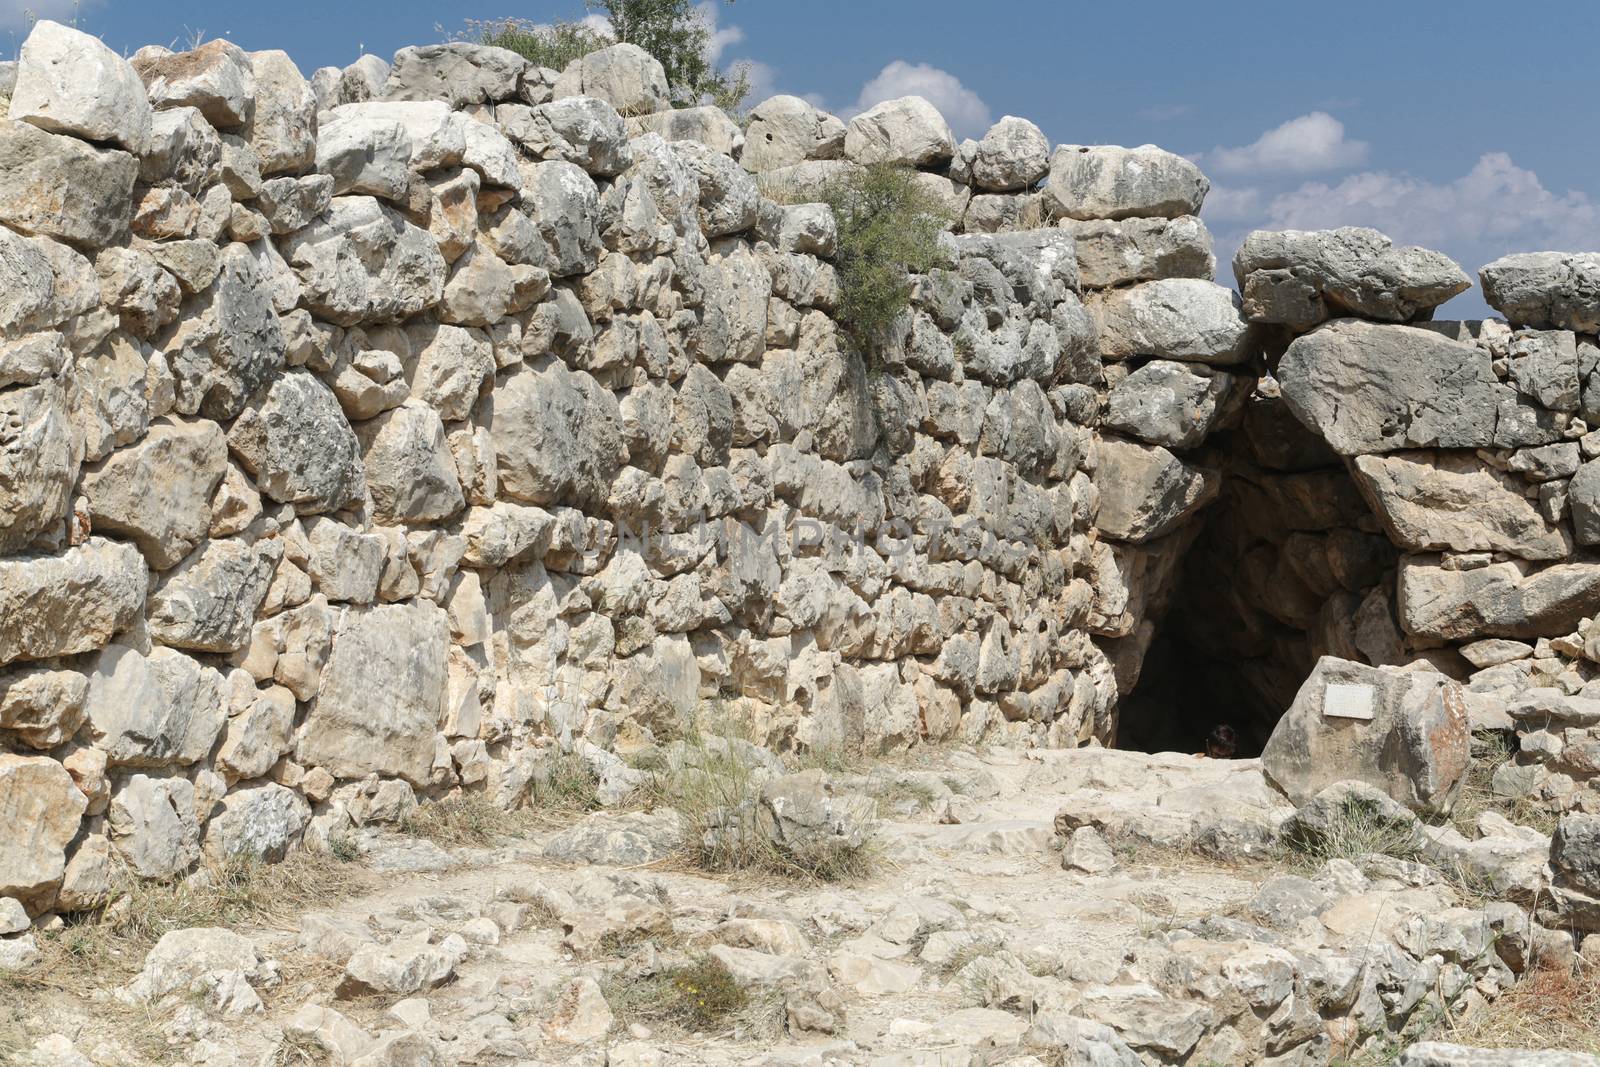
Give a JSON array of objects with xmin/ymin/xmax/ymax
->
[{"xmin": 1, "ymin": 18, "xmax": 1598, "ymax": 917}]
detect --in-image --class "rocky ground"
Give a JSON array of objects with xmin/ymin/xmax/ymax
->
[{"xmin": 2, "ymin": 742, "xmax": 1592, "ymax": 1067}]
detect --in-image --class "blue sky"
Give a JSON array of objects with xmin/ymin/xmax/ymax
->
[{"xmin": 10, "ymin": 0, "xmax": 1600, "ymax": 317}]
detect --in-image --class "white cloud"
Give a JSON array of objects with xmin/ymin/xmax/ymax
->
[
  {"xmin": 850, "ymin": 60, "xmax": 993, "ymax": 139},
  {"xmin": 1208, "ymin": 112, "xmax": 1368, "ymax": 176},
  {"xmin": 1200, "ymin": 184, "xmax": 1265, "ymax": 224}
]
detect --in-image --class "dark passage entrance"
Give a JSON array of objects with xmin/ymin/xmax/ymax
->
[{"xmin": 1112, "ymin": 389, "xmax": 1401, "ymax": 758}]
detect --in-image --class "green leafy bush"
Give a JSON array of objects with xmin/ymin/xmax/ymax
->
[
  {"xmin": 822, "ymin": 163, "xmax": 951, "ymax": 360},
  {"xmin": 469, "ymin": 17, "xmax": 610, "ymax": 71}
]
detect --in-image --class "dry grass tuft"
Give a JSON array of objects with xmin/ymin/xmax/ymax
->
[
  {"xmin": 399, "ymin": 793, "xmax": 530, "ymax": 846},
  {"xmin": 1440, "ymin": 963, "xmax": 1600, "ymax": 1054},
  {"xmin": 601, "ymin": 954, "xmax": 781, "ymax": 1037},
  {"xmin": 1444, "ymin": 732, "xmax": 1560, "ymax": 838}
]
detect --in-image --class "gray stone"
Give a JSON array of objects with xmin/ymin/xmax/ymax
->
[
  {"xmin": 108, "ymin": 773, "xmax": 201, "ymax": 879},
  {"xmin": 1103, "ymin": 360, "xmax": 1236, "ymax": 449},
  {"xmin": 518, "ymin": 160, "xmax": 601, "ymax": 277},
  {"xmin": 1090, "ymin": 279, "xmax": 1251, "ymax": 364},
  {"xmin": 0, "ymin": 378, "xmax": 75, "ymax": 553},
  {"xmin": 0, "ymin": 119, "xmax": 136, "ymax": 247},
  {"xmin": 626, "ymin": 105, "xmax": 744, "ymax": 157},
  {"xmin": 0, "ymin": 754, "xmax": 86, "ymax": 911},
  {"xmin": 79, "ymin": 419, "xmax": 229, "ymax": 569},
  {"xmin": 552, "ymin": 44, "xmax": 669, "ymax": 116},
  {"xmin": 356, "ymin": 400, "xmax": 465, "ymax": 526},
  {"xmin": 494, "ymin": 357, "xmax": 626, "ymax": 509},
  {"xmin": 1262, "ymin": 656, "xmax": 1470, "ymax": 814},
  {"xmin": 1091, "ymin": 437, "xmax": 1218, "ymax": 543},
  {"xmin": 133, "ymin": 39, "xmax": 255, "ymax": 128},
  {"xmin": 741, "ymin": 94, "xmax": 845, "ymax": 173},
  {"xmin": 228, "ymin": 370, "xmax": 367, "ymax": 514},
  {"xmin": 280, "ymin": 197, "xmax": 446, "ymax": 326},
  {"xmin": 0, "ymin": 667, "xmax": 88, "ymax": 750},
  {"xmin": 1062, "ymin": 215, "xmax": 1214, "ymax": 290},
  {"xmin": 9, "ymin": 19, "xmax": 152, "ymax": 154},
  {"xmin": 206, "ymin": 782, "xmax": 310, "ymax": 862},
  {"xmin": 1233, "ymin": 228, "xmax": 1471, "ymax": 328},
  {"xmin": 244, "ymin": 49, "xmax": 316, "ymax": 175},
  {"xmin": 85, "ymin": 644, "xmax": 227, "ymax": 767},
  {"xmin": 164, "ymin": 242, "xmax": 286, "ymax": 420},
  {"xmin": 1045, "ymin": 144, "xmax": 1208, "ymax": 221},
  {"xmin": 147, "ymin": 537, "xmax": 280, "ymax": 653},
  {"xmin": 844, "ymin": 96, "xmax": 954, "ymax": 167},
  {"xmin": 0, "ymin": 540, "xmax": 145, "ymax": 668},
  {"xmin": 972, "ymin": 115, "xmax": 1049, "ymax": 192},
  {"xmin": 500, "ymin": 96, "xmax": 630, "ymax": 176},
  {"xmin": 1278, "ymin": 320, "xmax": 1498, "ymax": 455},
  {"xmin": 1398, "ymin": 1044, "xmax": 1600, "ymax": 1067},
  {"xmin": 1481, "ymin": 251, "xmax": 1600, "ymax": 332},
  {"xmin": 382, "ymin": 42, "xmax": 526, "ymax": 107},
  {"xmin": 1399, "ymin": 554, "xmax": 1600, "ymax": 640}
]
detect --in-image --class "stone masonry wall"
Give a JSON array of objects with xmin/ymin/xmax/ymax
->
[{"xmin": 4, "ymin": 18, "xmax": 1600, "ymax": 919}]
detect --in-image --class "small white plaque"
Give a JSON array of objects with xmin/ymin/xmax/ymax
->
[{"xmin": 1324, "ymin": 683, "xmax": 1376, "ymax": 721}]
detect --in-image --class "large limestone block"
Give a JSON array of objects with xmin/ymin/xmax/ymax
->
[
  {"xmin": 9, "ymin": 20, "xmax": 152, "ymax": 153},
  {"xmin": 147, "ymin": 537, "xmax": 281, "ymax": 653},
  {"xmin": 107, "ymin": 773, "xmax": 201, "ymax": 879},
  {"xmin": 1103, "ymin": 360, "xmax": 1236, "ymax": 449},
  {"xmin": 517, "ymin": 160, "xmax": 601, "ymax": 277},
  {"xmin": 1045, "ymin": 144, "xmax": 1208, "ymax": 221},
  {"xmin": 0, "ymin": 378, "xmax": 75, "ymax": 553},
  {"xmin": 163, "ymin": 242, "xmax": 286, "ymax": 420},
  {"xmin": 133, "ymin": 39, "xmax": 256, "ymax": 128},
  {"xmin": 1398, "ymin": 554, "xmax": 1600, "ymax": 640},
  {"xmin": 84, "ymin": 643, "xmax": 228, "ymax": 766},
  {"xmin": 244, "ymin": 49, "xmax": 317, "ymax": 175},
  {"xmin": 0, "ymin": 119, "xmax": 136, "ymax": 247},
  {"xmin": 0, "ymin": 754, "xmax": 85, "ymax": 911},
  {"xmin": 741, "ymin": 95, "xmax": 845, "ymax": 173},
  {"xmin": 844, "ymin": 96, "xmax": 954, "ymax": 167},
  {"xmin": 1354, "ymin": 451, "xmax": 1573, "ymax": 561},
  {"xmin": 1062, "ymin": 216, "xmax": 1214, "ymax": 290},
  {"xmin": 382, "ymin": 42, "xmax": 527, "ymax": 107},
  {"xmin": 1233, "ymin": 228, "xmax": 1470, "ymax": 329},
  {"xmin": 501, "ymin": 96, "xmax": 630, "ymax": 176},
  {"xmin": 1480, "ymin": 251, "xmax": 1600, "ymax": 332},
  {"xmin": 205, "ymin": 782, "xmax": 310, "ymax": 862},
  {"xmin": 296, "ymin": 602, "xmax": 450, "ymax": 786},
  {"xmin": 495, "ymin": 357, "xmax": 626, "ymax": 509},
  {"xmin": 356, "ymin": 400, "xmax": 465, "ymax": 525},
  {"xmin": 1262, "ymin": 656, "xmax": 1469, "ymax": 814},
  {"xmin": 315, "ymin": 113, "xmax": 412, "ymax": 199},
  {"xmin": 0, "ymin": 666, "xmax": 88, "ymax": 750},
  {"xmin": 553, "ymin": 44, "xmax": 669, "ymax": 116},
  {"xmin": 79, "ymin": 419, "xmax": 228, "ymax": 569},
  {"xmin": 326, "ymin": 100, "xmax": 466, "ymax": 171},
  {"xmin": 0, "ymin": 539, "xmax": 145, "ymax": 668},
  {"xmin": 626, "ymin": 105, "xmax": 744, "ymax": 158},
  {"xmin": 280, "ymin": 196, "xmax": 446, "ymax": 326},
  {"xmin": 1090, "ymin": 279, "xmax": 1251, "ymax": 365},
  {"xmin": 1092, "ymin": 437, "xmax": 1218, "ymax": 543},
  {"xmin": 228, "ymin": 369, "xmax": 367, "ymax": 514},
  {"xmin": 973, "ymin": 116, "xmax": 1049, "ymax": 192},
  {"xmin": 1278, "ymin": 320, "xmax": 1498, "ymax": 455}
]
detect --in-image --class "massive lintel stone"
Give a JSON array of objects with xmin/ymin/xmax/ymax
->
[
  {"xmin": 1278, "ymin": 320, "xmax": 1498, "ymax": 455},
  {"xmin": 1062, "ymin": 216, "xmax": 1214, "ymax": 290},
  {"xmin": 553, "ymin": 44, "xmax": 669, "ymax": 116},
  {"xmin": 0, "ymin": 119, "xmax": 136, "ymax": 247},
  {"xmin": 296, "ymin": 601, "xmax": 450, "ymax": 786},
  {"xmin": 0, "ymin": 539, "xmax": 146, "ymax": 668},
  {"xmin": 9, "ymin": 20, "xmax": 153, "ymax": 154},
  {"xmin": 1262, "ymin": 656, "xmax": 1469, "ymax": 814},
  {"xmin": 1092, "ymin": 437, "xmax": 1218, "ymax": 543},
  {"xmin": 280, "ymin": 196, "xmax": 447, "ymax": 325},
  {"xmin": 1045, "ymin": 144, "xmax": 1208, "ymax": 221},
  {"xmin": 1233, "ymin": 228, "xmax": 1471, "ymax": 329},
  {"xmin": 1398, "ymin": 554, "xmax": 1600, "ymax": 640},
  {"xmin": 741, "ymin": 95, "xmax": 845, "ymax": 173},
  {"xmin": 1480, "ymin": 251, "xmax": 1600, "ymax": 332},
  {"xmin": 843, "ymin": 96, "xmax": 955, "ymax": 168},
  {"xmin": 1352, "ymin": 450, "xmax": 1573, "ymax": 561},
  {"xmin": 1090, "ymin": 279, "xmax": 1251, "ymax": 364},
  {"xmin": 0, "ymin": 754, "xmax": 86, "ymax": 912},
  {"xmin": 382, "ymin": 42, "xmax": 527, "ymax": 107}
]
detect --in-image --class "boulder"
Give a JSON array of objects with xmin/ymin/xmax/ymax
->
[
  {"xmin": 1091, "ymin": 438, "xmax": 1217, "ymax": 543},
  {"xmin": 280, "ymin": 196, "xmax": 447, "ymax": 325},
  {"xmin": 1102, "ymin": 360, "xmax": 1236, "ymax": 449},
  {"xmin": 626, "ymin": 105, "xmax": 744, "ymax": 157},
  {"xmin": 741, "ymin": 94, "xmax": 845, "ymax": 172},
  {"xmin": 147, "ymin": 537, "xmax": 280, "ymax": 653},
  {"xmin": 128, "ymin": 927, "xmax": 270, "ymax": 1005},
  {"xmin": 517, "ymin": 160, "xmax": 601, "ymax": 277},
  {"xmin": 1233, "ymin": 228, "xmax": 1471, "ymax": 329},
  {"xmin": 84, "ymin": 644, "xmax": 228, "ymax": 767},
  {"xmin": 9, "ymin": 20, "xmax": 152, "ymax": 153},
  {"xmin": 1262, "ymin": 656, "xmax": 1471, "ymax": 814},
  {"xmin": 1278, "ymin": 320, "xmax": 1499, "ymax": 455},
  {"xmin": 0, "ymin": 119, "xmax": 136, "ymax": 247},
  {"xmin": 141, "ymin": 106, "xmax": 222, "ymax": 193},
  {"xmin": 227, "ymin": 369, "xmax": 367, "ymax": 514},
  {"xmin": 1090, "ymin": 279, "xmax": 1251, "ymax": 364},
  {"xmin": 1045, "ymin": 144, "xmax": 1208, "ymax": 221},
  {"xmin": 206, "ymin": 782, "xmax": 311, "ymax": 862},
  {"xmin": 1398, "ymin": 554, "xmax": 1600, "ymax": 640},
  {"xmin": 244, "ymin": 49, "xmax": 316, "ymax": 175},
  {"xmin": 315, "ymin": 114, "xmax": 412, "ymax": 200},
  {"xmin": 500, "ymin": 96, "xmax": 630, "ymax": 176},
  {"xmin": 1353, "ymin": 451, "xmax": 1573, "ymax": 561},
  {"xmin": 844, "ymin": 96, "xmax": 955, "ymax": 167},
  {"xmin": 107, "ymin": 773, "xmax": 202, "ymax": 879},
  {"xmin": 755, "ymin": 770, "xmax": 876, "ymax": 867},
  {"xmin": 0, "ymin": 667, "xmax": 89, "ymax": 750},
  {"xmin": 295, "ymin": 602, "xmax": 450, "ymax": 786},
  {"xmin": 972, "ymin": 115, "xmax": 1049, "ymax": 192},
  {"xmin": 1480, "ymin": 251, "xmax": 1600, "ymax": 332},
  {"xmin": 0, "ymin": 539, "xmax": 146, "ymax": 668},
  {"xmin": 356, "ymin": 400, "xmax": 465, "ymax": 525},
  {"xmin": 382, "ymin": 43, "xmax": 526, "ymax": 107},
  {"xmin": 163, "ymin": 242, "xmax": 286, "ymax": 420},
  {"xmin": 0, "ymin": 754, "xmax": 86, "ymax": 911},
  {"xmin": 674, "ymin": 139, "xmax": 760, "ymax": 237},
  {"xmin": 337, "ymin": 934, "xmax": 467, "ymax": 998},
  {"xmin": 1573, "ymin": 458, "xmax": 1600, "ymax": 545},
  {"xmin": 0, "ymin": 378, "xmax": 75, "ymax": 553},
  {"xmin": 494, "ymin": 357, "xmax": 626, "ymax": 509},
  {"xmin": 79, "ymin": 419, "xmax": 229, "ymax": 569},
  {"xmin": 552, "ymin": 44, "xmax": 669, "ymax": 116},
  {"xmin": 133, "ymin": 39, "xmax": 256, "ymax": 128},
  {"xmin": 1062, "ymin": 215, "xmax": 1214, "ymax": 290}
]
